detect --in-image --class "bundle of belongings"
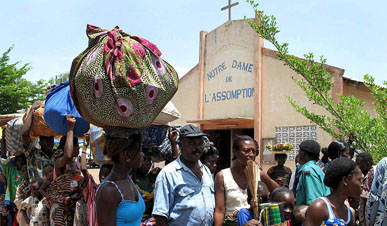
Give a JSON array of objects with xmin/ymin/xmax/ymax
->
[
  {"xmin": 259, "ymin": 203, "xmax": 288, "ymax": 226},
  {"xmin": 69, "ymin": 24, "xmax": 178, "ymax": 129}
]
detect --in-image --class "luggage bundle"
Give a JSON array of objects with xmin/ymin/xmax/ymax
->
[
  {"xmin": 259, "ymin": 203, "xmax": 288, "ymax": 226},
  {"xmin": 44, "ymin": 81, "xmax": 90, "ymax": 138},
  {"xmin": 69, "ymin": 25, "xmax": 178, "ymax": 129},
  {"xmin": 23, "ymin": 102, "xmax": 59, "ymax": 138},
  {"xmin": 69, "ymin": 24, "xmax": 178, "ymax": 164},
  {"xmin": 5, "ymin": 117, "xmax": 25, "ymax": 154}
]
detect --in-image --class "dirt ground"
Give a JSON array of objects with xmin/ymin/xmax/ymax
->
[{"xmin": 88, "ymin": 168, "xmax": 101, "ymax": 184}]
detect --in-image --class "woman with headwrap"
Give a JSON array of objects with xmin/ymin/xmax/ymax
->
[
  {"xmin": 305, "ymin": 158, "xmax": 363, "ymax": 226},
  {"xmin": 95, "ymin": 127, "xmax": 145, "ymax": 226}
]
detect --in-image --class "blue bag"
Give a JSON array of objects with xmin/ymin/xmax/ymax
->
[{"xmin": 44, "ymin": 81, "xmax": 90, "ymax": 137}]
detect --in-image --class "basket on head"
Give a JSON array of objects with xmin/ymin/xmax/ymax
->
[{"xmin": 69, "ymin": 25, "xmax": 178, "ymax": 129}]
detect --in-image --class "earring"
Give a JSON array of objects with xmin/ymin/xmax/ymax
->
[{"xmin": 344, "ymin": 183, "xmax": 347, "ymax": 186}]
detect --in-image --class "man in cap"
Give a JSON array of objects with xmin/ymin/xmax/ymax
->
[
  {"xmin": 296, "ymin": 140, "xmax": 330, "ymax": 206},
  {"xmin": 153, "ymin": 124, "xmax": 215, "ymax": 226}
]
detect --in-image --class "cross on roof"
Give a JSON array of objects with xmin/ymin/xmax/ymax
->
[{"xmin": 221, "ymin": 0, "xmax": 239, "ymax": 21}]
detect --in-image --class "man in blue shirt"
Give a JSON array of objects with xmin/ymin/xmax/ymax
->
[
  {"xmin": 153, "ymin": 124, "xmax": 215, "ymax": 226},
  {"xmin": 296, "ymin": 140, "xmax": 330, "ymax": 206}
]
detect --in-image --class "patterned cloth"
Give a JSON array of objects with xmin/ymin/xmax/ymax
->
[
  {"xmin": 21, "ymin": 196, "xmax": 48, "ymax": 226},
  {"xmin": 0, "ymin": 158, "xmax": 23, "ymax": 203},
  {"xmin": 359, "ymin": 166, "xmax": 375, "ymax": 226},
  {"xmin": 259, "ymin": 203, "xmax": 286, "ymax": 226},
  {"xmin": 16, "ymin": 196, "xmax": 31, "ymax": 226},
  {"xmin": 141, "ymin": 217, "xmax": 156, "ymax": 226},
  {"xmin": 16, "ymin": 179, "xmax": 31, "ymax": 200},
  {"xmin": 25, "ymin": 148, "xmax": 54, "ymax": 179},
  {"xmin": 360, "ymin": 167, "xmax": 375, "ymax": 199},
  {"xmin": 320, "ymin": 197, "xmax": 351, "ymax": 226},
  {"xmin": 0, "ymin": 165, "xmax": 6, "ymax": 217},
  {"xmin": 131, "ymin": 168, "xmax": 159, "ymax": 217},
  {"xmin": 321, "ymin": 218, "xmax": 347, "ymax": 226},
  {"xmin": 47, "ymin": 168, "xmax": 84, "ymax": 226},
  {"xmin": 69, "ymin": 25, "xmax": 178, "ymax": 129},
  {"xmin": 73, "ymin": 199, "xmax": 88, "ymax": 226},
  {"xmin": 267, "ymin": 165, "xmax": 292, "ymax": 187},
  {"xmin": 0, "ymin": 165, "xmax": 6, "ymax": 194},
  {"xmin": 366, "ymin": 157, "xmax": 387, "ymax": 226}
]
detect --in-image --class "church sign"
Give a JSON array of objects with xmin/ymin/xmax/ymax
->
[{"xmin": 202, "ymin": 20, "xmax": 258, "ymax": 119}]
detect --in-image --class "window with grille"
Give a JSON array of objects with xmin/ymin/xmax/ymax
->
[{"xmin": 275, "ymin": 125, "xmax": 318, "ymax": 160}]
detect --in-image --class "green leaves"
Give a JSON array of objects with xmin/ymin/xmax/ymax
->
[
  {"xmin": 246, "ymin": 0, "xmax": 387, "ymax": 162},
  {"xmin": 0, "ymin": 46, "xmax": 50, "ymax": 114}
]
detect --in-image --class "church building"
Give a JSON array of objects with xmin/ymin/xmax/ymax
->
[{"xmin": 170, "ymin": 15, "xmax": 377, "ymax": 171}]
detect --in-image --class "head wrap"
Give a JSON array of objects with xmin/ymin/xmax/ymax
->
[{"xmin": 103, "ymin": 127, "xmax": 142, "ymax": 158}]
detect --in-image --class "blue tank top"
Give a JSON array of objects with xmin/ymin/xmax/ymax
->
[
  {"xmin": 320, "ymin": 197, "xmax": 351, "ymax": 226},
  {"xmin": 99, "ymin": 180, "xmax": 145, "ymax": 226}
]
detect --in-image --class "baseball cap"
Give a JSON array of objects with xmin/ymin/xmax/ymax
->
[
  {"xmin": 299, "ymin": 140, "xmax": 320, "ymax": 155},
  {"xmin": 179, "ymin": 124, "xmax": 207, "ymax": 138}
]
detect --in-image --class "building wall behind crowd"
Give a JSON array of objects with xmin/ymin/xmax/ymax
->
[
  {"xmin": 343, "ymin": 79, "xmax": 377, "ymax": 117},
  {"xmin": 171, "ymin": 18, "xmax": 378, "ymax": 168}
]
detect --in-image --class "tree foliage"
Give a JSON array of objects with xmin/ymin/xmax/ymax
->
[
  {"xmin": 246, "ymin": 0, "xmax": 387, "ymax": 162},
  {"xmin": 49, "ymin": 72, "xmax": 69, "ymax": 85},
  {"xmin": 0, "ymin": 46, "xmax": 50, "ymax": 114}
]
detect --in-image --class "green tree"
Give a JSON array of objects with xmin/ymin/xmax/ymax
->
[
  {"xmin": 49, "ymin": 72, "xmax": 69, "ymax": 85},
  {"xmin": 246, "ymin": 0, "xmax": 387, "ymax": 162},
  {"xmin": 0, "ymin": 46, "xmax": 50, "ymax": 114}
]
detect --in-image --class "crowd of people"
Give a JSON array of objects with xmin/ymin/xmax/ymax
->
[{"xmin": 0, "ymin": 103, "xmax": 386, "ymax": 226}]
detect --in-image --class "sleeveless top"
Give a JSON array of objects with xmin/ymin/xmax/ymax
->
[
  {"xmin": 222, "ymin": 168, "xmax": 250, "ymax": 215},
  {"xmin": 320, "ymin": 197, "xmax": 351, "ymax": 226},
  {"xmin": 98, "ymin": 180, "xmax": 145, "ymax": 226}
]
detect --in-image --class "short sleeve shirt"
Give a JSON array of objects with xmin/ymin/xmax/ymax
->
[
  {"xmin": 25, "ymin": 147, "xmax": 53, "ymax": 179},
  {"xmin": 152, "ymin": 157, "xmax": 215, "ymax": 226},
  {"xmin": 296, "ymin": 160, "xmax": 330, "ymax": 206}
]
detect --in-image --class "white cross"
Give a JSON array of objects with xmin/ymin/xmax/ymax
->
[{"xmin": 221, "ymin": 0, "xmax": 239, "ymax": 21}]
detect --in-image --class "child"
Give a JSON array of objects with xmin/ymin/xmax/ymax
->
[
  {"xmin": 20, "ymin": 177, "xmax": 46, "ymax": 226},
  {"xmin": 15, "ymin": 165, "xmax": 31, "ymax": 226},
  {"xmin": 270, "ymin": 187, "xmax": 295, "ymax": 221},
  {"xmin": 39, "ymin": 164, "xmax": 54, "ymax": 198},
  {"xmin": 267, "ymin": 154, "xmax": 292, "ymax": 187},
  {"xmin": 98, "ymin": 164, "xmax": 112, "ymax": 183}
]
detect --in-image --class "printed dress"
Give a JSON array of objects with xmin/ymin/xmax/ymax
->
[{"xmin": 47, "ymin": 168, "xmax": 84, "ymax": 226}]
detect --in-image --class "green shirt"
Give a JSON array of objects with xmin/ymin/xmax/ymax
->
[
  {"xmin": 1, "ymin": 158, "xmax": 23, "ymax": 203},
  {"xmin": 296, "ymin": 160, "xmax": 330, "ymax": 206}
]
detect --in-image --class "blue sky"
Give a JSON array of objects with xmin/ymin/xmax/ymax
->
[{"xmin": 1, "ymin": 0, "xmax": 386, "ymax": 85}]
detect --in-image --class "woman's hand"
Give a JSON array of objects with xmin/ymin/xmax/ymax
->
[
  {"xmin": 31, "ymin": 100, "xmax": 42, "ymax": 111},
  {"xmin": 168, "ymin": 127, "xmax": 178, "ymax": 143},
  {"xmin": 83, "ymin": 132, "xmax": 90, "ymax": 147},
  {"xmin": 66, "ymin": 114, "xmax": 76, "ymax": 131},
  {"xmin": 244, "ymin": 219, "xmax": 262, "ymax": 226}
]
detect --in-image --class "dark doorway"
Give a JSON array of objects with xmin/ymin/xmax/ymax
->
[{"xmin": 204, "ymin": 130, "xmax": 231, "ymax": 173}]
